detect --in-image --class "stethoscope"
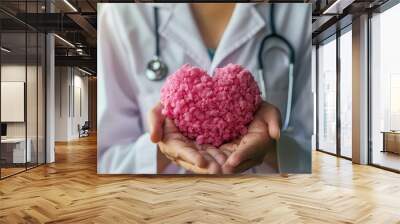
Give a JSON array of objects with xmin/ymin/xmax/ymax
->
[
  {"xmin": 146, "ymin": 7, "xmax": 169, "ymax": 81},
  {"xmin": 146, "ymin": 5, "xmax": 295, "ymax": 131},
  {"xmin": 257, "ymin": 4, "xmax": 295, "ymax": 131}
]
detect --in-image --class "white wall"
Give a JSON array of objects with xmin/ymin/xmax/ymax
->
[
  {"xmin": 55, "ymin": 66, "xmax": 69, "ymax": 141},
  {"xmin": 54, "ymin": 67, "xmax": 89, "ymax": 141}
]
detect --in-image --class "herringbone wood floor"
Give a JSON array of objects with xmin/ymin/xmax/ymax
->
[{"xmin": 1, "ymin": 135, "xmax": 400, "ymax": 224}]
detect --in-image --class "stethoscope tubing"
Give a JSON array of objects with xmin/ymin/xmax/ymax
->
[
  {"xmin": 154, "ymin": 7, "xmax": 160, "ymax": 58},
  {"xmin": 257, "ymin": 4, "xmax": 295, "ymax": 132}
]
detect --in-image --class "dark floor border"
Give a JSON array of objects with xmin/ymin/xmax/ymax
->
[
  {"xmin": 317, "ymin": 149, "xmax": 400, "ymax": 174},
  {"xmin": 316, "ymin": 149, "xmax": 352, "ymax": 161},
  {"xmin": 369, "ymin": 164, "xmax": 400, "ymax": 174},
  {"xmin": 0, "ymin": 163, "xmax": 45, "ymax": 180}
]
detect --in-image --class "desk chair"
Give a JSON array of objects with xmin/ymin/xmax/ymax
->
[{"xmin": 79, "ymin": 121, "xmax": 90, "ymax": 138}]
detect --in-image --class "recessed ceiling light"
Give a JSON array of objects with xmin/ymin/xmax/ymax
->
[
  {"xmin": 78, "ymin": 67, "xmax": 93, "ymax": 76},
  {"xmin": 54, "ymin": 34, "xmax": 75, "ymax": 48},
  {"xmin": 63, "ymin": 0, "xmax": 78, "ymax": 12},
  {"xmin": 1, "ymin": 47, "xmax": 11, "ymax": 53},
  {"xmin": 323, "ymin": 0, "xmax": 354, "ymax": 15}
]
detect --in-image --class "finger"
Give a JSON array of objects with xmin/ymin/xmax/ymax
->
[
  {"xmin": 176, "ymin": 146, "xmax": 208, "ymax": 168},
  {"xmin": 222, "ymin": 161, "xmax": 235, "ymax": 174},
  {"xmin": 164, "ymin": 154, "xmax": 177, "ymax": 164},
  {"xmin": 226, "ymin": 137, "xmax": 268, "ymax": 167},
  {"xmin": 158, "ymin": 127, "xmax": 208, "ymax": 168},
  {"xmin": 232, "ymin": 159, "xmax": 261, "ymax": 173},
  {"xmin": 220, "ymin": 148, "xmax": 233, "ymax": 158},
  {"xmin": 205, "ymin": 147, "xmax": 227, "ymax": 166},
  {"xmin": 261, "ymin": 103, "xmax": 282, "ymax": 140},
  {"xmin": 175, "ymin": 159, "xmax": 209, "ymax": 174},
  {"xmin": 200, "ymin": 151, "xmax": 221, "ymax": 174},
  {"xmin": 222, "ymin": 159, "xmax": 261, "ymax": 174},
  {"xmin": 218, "ymin": 139, "xmax": 240, "ymax": 153},
  {"xmin": 148, "ymin": 102, "xmax": 165, "ymax": 143},
  {"xmin": 158, "ymin": 141, "xmax": 179, "ymax": 160}
]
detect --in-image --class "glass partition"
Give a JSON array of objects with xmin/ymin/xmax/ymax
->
[
  {"xmin": 1, "ymin": 30, "xmax": 28, "ymax": 177},
  {"xmin": 0, "ymin": 1, "xmax": 46, "ymax": 179},
  {"xmin": 317, "ymin": 36, "xmax": 337, "ymax": 155}
]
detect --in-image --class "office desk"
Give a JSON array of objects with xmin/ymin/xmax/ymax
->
[
  {"xmin": 1, "ymin": 138, "xmax": 32, "ymax": 164},
  {"xmin": 381, "ymin": 131, "xmax": 400, "ymax": 154}
]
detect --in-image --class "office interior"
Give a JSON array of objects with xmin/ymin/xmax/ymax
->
[
  {"xmin": 313, "ymin": 0, "xmax": 400, "ymax": 172},
  {"xmin": 0, "ymin": 0, "xmax": 399, "ymax": 222},
  {"xmin": 0, "ymin": 0, "xmax": 97, "ymax": 179}
]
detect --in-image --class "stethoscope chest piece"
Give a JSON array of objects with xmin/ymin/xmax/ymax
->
[{"xmin": 146, "ymin": 57, "xmax": 168, "ymax": 81}]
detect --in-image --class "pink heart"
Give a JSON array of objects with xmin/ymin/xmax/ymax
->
[{"xmin": 160, "ymin": 63, "xmax": 262, "ymax": 147}]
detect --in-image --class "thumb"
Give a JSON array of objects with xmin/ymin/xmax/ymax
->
[
  {"xmin": 262, "ymin": 103, "xmax": 281, "ymax": 140},
  {"xmin": 268, "ymin": 121, "xmax": 281, "ymax": 140},
  {"xmin": 148, "ymin": 102, "xmax": 166, "ymax": 143}
]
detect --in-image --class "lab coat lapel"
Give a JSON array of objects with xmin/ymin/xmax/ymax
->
[
  {"xmin": 158, "ymin": 3, "xmax": 211, "ymax": 69},
  {"xmin": 210, "ymin": 3, "xmax": 266, "ymax": 73}
]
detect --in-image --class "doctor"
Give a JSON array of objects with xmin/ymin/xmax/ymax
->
[{"xmin": 98, "ymin": 3, "xmax": 312, "ymax": 174}]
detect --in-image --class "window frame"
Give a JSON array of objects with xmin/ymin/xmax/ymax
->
[{"xmin": 315, "ymin": 24, "xmax": 353, "ymax": 161}]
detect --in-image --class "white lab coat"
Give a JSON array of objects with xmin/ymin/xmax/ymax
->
[{"xmin": 97, "ymin": 3, "xmax": 312, "ymax": 174}]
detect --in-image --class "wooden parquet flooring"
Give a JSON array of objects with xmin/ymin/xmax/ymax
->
[{"xmin": 1, "ymin": 135, "xmax": 400, "ymax": 223}]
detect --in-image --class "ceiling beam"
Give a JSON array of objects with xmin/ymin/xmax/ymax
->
[
  {"xmin": 67, "ymin": 13, "xmax": 97, "ymax": 39},
  {"xmin": 55, "ymin": 55, "xmax": 96, "ymax": 71},
  {"xmin": 322, "ymin": 0, "xmax": 356, "ymax": 14}
]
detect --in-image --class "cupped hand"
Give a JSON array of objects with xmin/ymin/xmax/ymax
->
[
  {"xmin": 149, "ymin": 102, "xmax": 229, "ymax": 174},
  {"xmin": 220, "ymin": 102, "xmax": 281, "ymax": 173},
  {"xmin": 149, "ymin": 101, "xmax": 281, "ymax": 174}
]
